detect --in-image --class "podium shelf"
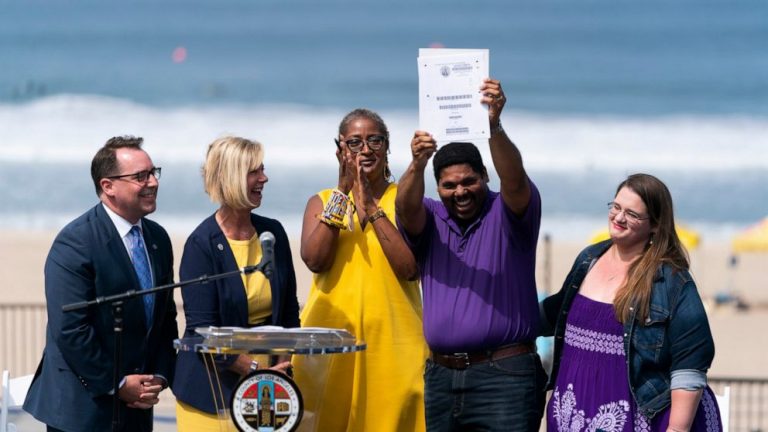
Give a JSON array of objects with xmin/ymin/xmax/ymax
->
[{"xmin": 174, "ymin": 326, "xmax": 366, "ymax": 355}]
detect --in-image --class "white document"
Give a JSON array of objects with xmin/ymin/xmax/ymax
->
[{"xmin": 418, "ymin": 48, "xmax": 489, "ymax": 143}]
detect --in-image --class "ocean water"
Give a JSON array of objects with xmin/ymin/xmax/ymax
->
[{"xmin": 1, "ymin": 0, "xmax": 767, "ymax": 242}]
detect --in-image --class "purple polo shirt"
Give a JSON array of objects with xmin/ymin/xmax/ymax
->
[{"xmin": 400, "ymin": 182, "xmax": 541, "ymax": 353}]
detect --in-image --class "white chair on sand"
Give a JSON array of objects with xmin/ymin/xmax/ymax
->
[
  {"xmin": 715, "ymin": 385, "xmax": 731, "ymax": 432},
  {"xmin": 1, "ymin": 370, "xmax": 33, "ymax": 432}
]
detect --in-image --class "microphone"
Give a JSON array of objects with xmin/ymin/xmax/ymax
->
[{"xmin": 243, "ymin": 231, "xmax": 275, "ymax": 278}]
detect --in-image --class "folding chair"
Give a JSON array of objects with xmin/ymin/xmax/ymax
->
[{"xmin": 1, "ymin": 370, "xmax": 33, "ymax": 432}]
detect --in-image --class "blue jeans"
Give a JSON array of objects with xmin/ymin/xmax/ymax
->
[{"xmin": 424, "ymin": 352, "xmax": 547, "ymax": 432}]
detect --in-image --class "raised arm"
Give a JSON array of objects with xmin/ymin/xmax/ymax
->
[
  {"xmin": 481, "ymin": 78, "xmax": 531, "ymax": 217},
  {"xmin": 395, "ymin": 131, "xmax": 437, "ymax": 237},
  {"xmin": 300, "ymin": 145, "xmax": 356, "ymax": 273}
]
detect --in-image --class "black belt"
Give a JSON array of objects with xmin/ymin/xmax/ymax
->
[{"xmin": 430, "ymin": 342, "xmax": 536, "ymax": 370}]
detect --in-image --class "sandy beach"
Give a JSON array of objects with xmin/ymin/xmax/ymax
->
[
  {"xmin": 2, "ymin": 228, "xmax": 766, "ymax": 379},
  {"xmin": 1, "ymin": 228, "xmax": 765, "ymax": 431}
]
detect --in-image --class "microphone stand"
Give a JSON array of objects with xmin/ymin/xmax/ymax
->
[{"xmin": 61, "ymin": 261, "xmax": 271, "ymax": 432}]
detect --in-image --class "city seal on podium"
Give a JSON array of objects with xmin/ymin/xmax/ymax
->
[{"xmin": 231, "ymin": 369, "xmax": 303, "ymax": 432}]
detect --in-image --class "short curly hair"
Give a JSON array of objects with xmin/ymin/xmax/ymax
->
[
  {"xmin": 337, "ymin": 108, "xmax": 389, "ymax": 138},
  {"xmin": 337, "ymin": 108, "xmax": 392, "ymax": 179},
  {"xmin": 432, "ymin": 141, "xmax": 487, "ymax": 183}
]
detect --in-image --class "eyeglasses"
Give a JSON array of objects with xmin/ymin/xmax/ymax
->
[
  {"xmin": 334, "ymin": 135, "xmax": 387, "ymax": 153},
  {"xmin": 107, "ymin": 167, "xmax": 162, "ymax": 183},
  {"xmin": 607, "ymin": 201, "xmax": 648, "ymax": 224}
]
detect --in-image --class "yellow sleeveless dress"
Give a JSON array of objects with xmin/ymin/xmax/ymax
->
[{"xmin": 293, "ymin": 183, "xmax": 428, "ymax": 432}]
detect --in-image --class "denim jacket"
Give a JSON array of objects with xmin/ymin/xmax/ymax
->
[{"xmin": 540, "ymin": 240, "xmax": 715, "ymax": 418}]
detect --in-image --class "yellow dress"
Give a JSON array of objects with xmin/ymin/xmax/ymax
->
[{"xmin": 293, "ymin": 183, "xmax": 428, "ymax": 432}]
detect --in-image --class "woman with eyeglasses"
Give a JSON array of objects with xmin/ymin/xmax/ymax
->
[
  {"xmin": 172, "ymin": 136, "xmax": 300, "ymax": 431},
  {"xmin": 292, "ymin": 109, "xmax": 428, "ymax": 432},
  {"xmin": 540, "ymin": 174, "xmax": 722, "ymax": 431}
]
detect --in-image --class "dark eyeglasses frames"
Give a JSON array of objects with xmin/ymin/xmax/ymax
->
[
  {"xmin": 107, "ymin": 167, "xmax": 162, "ymax": 183},
  {"xmin": 334, "ymin": 135, "xmax": 387, "ymax": 153}
]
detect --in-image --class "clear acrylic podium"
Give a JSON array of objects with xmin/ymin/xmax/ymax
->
[{"xmin": 174, "ymin": 326, "xmax": 366, "ymax": 432}]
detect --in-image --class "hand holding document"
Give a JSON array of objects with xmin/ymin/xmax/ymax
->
[{"xmin": 418, "ymin": 48, "xmax": 489, "ymax": 143}]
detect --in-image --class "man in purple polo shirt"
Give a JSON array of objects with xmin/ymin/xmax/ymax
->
[{"xmin": 396, "ymin": 78, "xmax": 546, "ymax": 431}]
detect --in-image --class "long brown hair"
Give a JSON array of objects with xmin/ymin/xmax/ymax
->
[{"xmin": 613, "ymin": 174, "xmax": 690, "ymax": 323}]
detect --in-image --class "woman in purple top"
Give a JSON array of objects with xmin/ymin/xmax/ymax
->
[{"xmin": 541, "ymin": 174, "xmax": 722, "ymax": 431}]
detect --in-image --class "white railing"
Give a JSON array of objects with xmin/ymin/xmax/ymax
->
[
  {"xmin": 0, "ymin": 304, "xmax": 47, "ymax": 376},
  {"xmin": 3, "ymin": 304, "xmax": 767, "ymax": 431}
]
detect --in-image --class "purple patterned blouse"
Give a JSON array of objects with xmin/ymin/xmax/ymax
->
[{"xmin": 546, "ymin": 293, "xmax": 723, "ymax": 431}]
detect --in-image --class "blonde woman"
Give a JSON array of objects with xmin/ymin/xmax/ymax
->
[{"xmin": 172, "ymin": 136, "xmax": 299, "ymax": 430}]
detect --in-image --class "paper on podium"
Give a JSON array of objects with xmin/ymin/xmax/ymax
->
[{"xmin": 417, "ymin": 48, "xmax": 489, "ymax": 143}]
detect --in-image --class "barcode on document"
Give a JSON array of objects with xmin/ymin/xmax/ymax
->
[
  {"xmin": 439, "ymin": 103, "xmax": 471, "ymax": 110},
  {"xmin": 436, "ymin": 94, "xmax": 472, "ymax": 101},
  {"xmin": 445, "ymin": 127, "xmax": 470, "ymax": 135}
]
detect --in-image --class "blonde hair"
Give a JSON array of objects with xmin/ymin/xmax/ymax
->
[
  {"xmin": 613, "ymin": 173, "xmax": 689, "ymax": 324},
  {"xmin": 203, "ymin": 136, "xmax": 264, "ymax": 209}
]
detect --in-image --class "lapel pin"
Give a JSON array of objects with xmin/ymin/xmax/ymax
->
[{"xmin": 217, "ymin": 243, "xmax": 224, "ymax": 251}]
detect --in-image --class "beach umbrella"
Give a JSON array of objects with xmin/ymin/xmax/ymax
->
[
  {"xmin": 732, "ymin": 217, "xmax": 768, "ymax": 253},
  {"xmin": 589, "ymin": 224, "xmax": 701, "ymax": 250}
]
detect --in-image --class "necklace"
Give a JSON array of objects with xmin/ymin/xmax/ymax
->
[{"xmin": 600, "ymin": 248, "xmax": 629, "ymax": 283}]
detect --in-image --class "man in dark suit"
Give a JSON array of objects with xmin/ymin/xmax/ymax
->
[{"xmin": 24, "ymin": 136, "xmax": 178, "ymax": 432}]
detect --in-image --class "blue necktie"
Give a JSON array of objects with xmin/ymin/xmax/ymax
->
[{"xmin": 129, "ymin": 226, "xmax": 154, "ymax": 323}]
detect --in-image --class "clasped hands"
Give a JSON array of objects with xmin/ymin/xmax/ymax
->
[
  {"xmin": 118, "ymin": 374, "xmax": 166, "ymax": 409},
  {"xmin": 335, "ymin": 140, "xmax": 379, "ymax": 216}
]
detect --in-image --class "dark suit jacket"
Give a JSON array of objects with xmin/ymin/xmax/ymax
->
[
  {"xmin": 23, "ymin": 204, "xmax": 177, "ymax": 432},
  {"xmin": 171, "ymin": 212, "xmax": 300, "ymax": 413}
]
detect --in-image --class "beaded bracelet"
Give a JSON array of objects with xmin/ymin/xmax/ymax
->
[
  {"xmin": 318, "ymin": 189, "xmax": 353, "ymax": 230},
  {"xmin": 367, "ymin": 208, "xmax": 387, "ymax": 224}
]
